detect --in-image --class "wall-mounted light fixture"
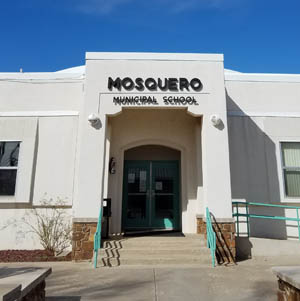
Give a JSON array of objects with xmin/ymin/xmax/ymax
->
[
  {"xmin": 109, "ymin": 157, "xmax": 116, "ymax": 174},
  {"xmin": 210, "ymin": 114, "xmax": 222, "ymax": 127},
  {"xmin": 88, "ymin": 113, "xmax": 101, "ymax": 128}
]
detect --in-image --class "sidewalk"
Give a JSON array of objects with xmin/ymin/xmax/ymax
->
[{"xmin": 1, "ymin": 256, "xmax": 300, "ymax": 301}]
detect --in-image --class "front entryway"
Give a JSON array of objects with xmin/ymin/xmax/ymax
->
[{"xmin": 122, "ymin": 160, "xmax": 180, "ymax": 231}]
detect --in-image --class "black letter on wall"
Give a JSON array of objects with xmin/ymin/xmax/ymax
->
[
  {"xmin": 179, "ymin": 78, "xmax": 189, "ymax": 91},
  {"xmin": 190, "ymin": 78, "xmax": 203, "ymax": 91},
  {"xmin": 135, "ymin": 78, "xmax": 144, "ymax": 91},
  {"xmin": 168, "ymin": 78, "xmax": 178, "ymax": 91},
  {"xmin": 108, "ymin": 77, "xmax": 121, "ymax": 90},
  {"xmin": 122, "ymin": 77, "xmax": 135, "ymax": 91},
  {"xmin": 145, "ymin": 78, "xmax": 157, "ymax": 91}
]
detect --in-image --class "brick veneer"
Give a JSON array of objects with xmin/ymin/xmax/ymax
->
[
  {"xmin": 277, "ymin": 279, "xmax": 300, "ymax": 301},
  {"xmin": 197, "ymin": 216, "xmax": 236, "ymax": 264},
  {"xmin": 72, "ymin": 221, "xmax": 97, "ymax": 261}
]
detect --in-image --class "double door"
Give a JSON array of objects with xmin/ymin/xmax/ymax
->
[{"xmin": 122, "ymin": 160, "xmax": 180, "ymax": 230}]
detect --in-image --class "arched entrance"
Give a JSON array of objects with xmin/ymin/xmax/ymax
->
[{"xmin": 122, "ymin": 145, "xmax": 180, "ymax": 231}]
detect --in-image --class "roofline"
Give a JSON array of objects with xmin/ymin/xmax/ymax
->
[
  {"xmin": 0, "ymin": 73, "xmax": 84, "ymax": 81},
  {"xmin": 1, "ymin": 63, "xmax": 300, "ymax": 83},
  {"xmin": 86, "ymin": 52, "xmax": 224, "ymax": 62}
]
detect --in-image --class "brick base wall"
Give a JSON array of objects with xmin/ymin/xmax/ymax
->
[
  {"xmin": 72, "ymin": 222, "xmax": 97, "ymax": 261},
  {"xmin": 72, "ymin": 219, "xmax": 236, "ymax": 263},
  {"xmin": 197, "ymin": 217, "xmax": 236, "ymax": 264},
  {"xmin": 277, "ymin": 279, "xmax": 300, "ymax": 301},
  {"xmin": 21, "ymin": 280, "xmax": 46, "ymax": 301}
]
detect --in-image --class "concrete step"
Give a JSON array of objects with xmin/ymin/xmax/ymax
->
[
  {"xmin": 106, "ymin": 234, "xmax": 204, "ymax": 240},
  {"xmin": 103, "ymin": 234, "xmax": 206, "ymax": 246},
  {"xmin": 98, "ymin": 234, "xmax": 211, "ymax": 267},
  {"xmin": 99, "ymin": 248, "xmax": 210, "ymax": 257},
  {"xmin": 98, "ymin": 256, "xmax": 211, "ymax": 266},
  {"xmin": 102, "ymin": 240, "xmax": 206, "ymax": 249}
]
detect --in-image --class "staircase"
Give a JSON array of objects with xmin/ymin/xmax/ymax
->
[{"xmin": 97, "ymin": 233, "xmax": 211, "ymax": 267}]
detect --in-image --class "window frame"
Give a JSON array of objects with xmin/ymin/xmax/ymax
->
[
  {"xmin": 0, "ymin": 140, "xmax": 21, "ymax": 196},
  {"xmin": 280, "ymin": 141, "xmax": 300, "ymax": 199}
]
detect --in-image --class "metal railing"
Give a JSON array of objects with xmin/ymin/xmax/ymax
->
[
  {"xmin": 206, "ymin": 207, "xmax": 216, "ymax": 267},
  {"xmin": 93, "ymin": 206, "xmax": 102, "ymax": 268},
  {"xmin": 232, "ymin": 201, "xmax": 300, "ymax": 241}
]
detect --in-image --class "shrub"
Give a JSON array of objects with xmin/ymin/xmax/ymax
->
[{"xmin": 21, "ymin": 197, "xmax": 72, "ymax": 256}]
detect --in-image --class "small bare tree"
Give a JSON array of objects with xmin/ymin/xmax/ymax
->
[{"xmin": 21, "ymin": 197, "xmax": 72, "ymax": 256}]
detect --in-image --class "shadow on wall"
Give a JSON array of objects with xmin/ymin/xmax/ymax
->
[
  {"xmin": 235, "ymin": 237, "xmax": 253, "ymax": 260},
  {"xmin": 226, "ymin": 92, "xmax": 287, "ymax": 240}
]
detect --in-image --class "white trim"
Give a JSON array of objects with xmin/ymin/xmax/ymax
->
[
  {"xmin": 279, "ymin": 140, "xmax": 300, "ymax": 202},
  {"xmin": 0, "ymin": 139, "xmax": 21, "ymax": 142},
  {"xmin": 0, "ymin": 167, "xmax": 18, "ymax": 170},
  {"xmin": 0, "ymin": 111, "xmax": 79, "ymax": 117},
  {"xmin": 86, "ymin": 52, "xmax": 223, "ymax": 62},
  {"xmin": 196, "ymin": 214, "xmax": 235, "ymax": 223},
  {"xmin": 228, "ymin": 111, "xmax": 300, "ymax": 118},
  {"xmin": 72, "ymin": 218, "xmax": 98, "ymax": 223},
  {"xmin": 225, "ymin": 72, "xmax": 300, "ymax": 83}
]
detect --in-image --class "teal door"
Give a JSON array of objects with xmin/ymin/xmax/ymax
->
[{"xmin": 122, "ymin": 160, "xmax": 180, "ymax": 231}]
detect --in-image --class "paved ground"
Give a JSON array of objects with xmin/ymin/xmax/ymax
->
[{"xmin": 1, "ymin": 256, "xmax": 300, "ymax": 301}]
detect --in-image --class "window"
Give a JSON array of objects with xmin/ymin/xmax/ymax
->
[
  {"xmin": 0, "ymin": 142, "xmax": 20, "ymax": 196},
  {"xmin": 281, "ymin": 142, "xmax": 300, "ymax": 197}
]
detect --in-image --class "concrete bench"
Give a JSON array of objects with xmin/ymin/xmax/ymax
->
[
  {"xmin": 0, "ymin": 267, "xmax": 51, "ymax": 301},
  {"xmin": 0, "ymin": 284, "xmax": 21, "ymax": 301},
  {"xmin": 272, "ymin": 266, "xmax": 300, "ymax": 300}
]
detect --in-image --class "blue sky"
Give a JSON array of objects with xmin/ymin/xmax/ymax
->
[{"xmin": 0, "ymin": 0, "xmax": 299, "ymax": 73}]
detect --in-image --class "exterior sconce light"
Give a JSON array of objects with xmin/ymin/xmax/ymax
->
[
  {"xmin": 88, "ymin": 113, "xmax": 101, "ymax": 127},
  {"xmin": 109, "ymin": 157, "xmax": 116, "ymax": 174},
  {"xmin": 210, "ymin": 114, "xmax": 222, "ymax": 127}
]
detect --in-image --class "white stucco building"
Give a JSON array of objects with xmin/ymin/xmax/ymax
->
[{"xmin": 1, "ymin": 52, "xmax": 300, "ymax": 252}]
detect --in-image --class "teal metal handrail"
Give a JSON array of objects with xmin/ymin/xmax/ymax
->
[
  {"xmin": 232, "ymin": 201, "xmax": 300, "ymax": 241},
  {"xmin": 93, "ymin": 206, "xmax": 102, "ymax": 268},
  {"xmin": 206, "ymin": 207, "xmax": 216, "ymax": 267}
]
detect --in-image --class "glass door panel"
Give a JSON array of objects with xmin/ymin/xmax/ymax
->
[
  {"xmin": 151, "ymin": 161, "xmax": 179, "ymax": 229},
  {"xmin": 123, "ymin": 160, "xmax": 179, "ymax": 230},
  {"xmin": 123, "ymin": 162, "xmax": 150, "ymax": 229}
]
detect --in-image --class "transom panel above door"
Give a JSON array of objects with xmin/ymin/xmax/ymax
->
[{"xmin": 122, "ymin": 160, "xmax": 180, "ymax": 231}]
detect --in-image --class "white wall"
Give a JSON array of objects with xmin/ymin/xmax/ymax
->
[
  {"xmin": 226, "ymin": 78, "xmax": 300, "ymax": 240},
  {"xmin": 226, "ymin": 79, "xmax": 300, "ymax": 115},
  {"xmin": 107, "ymin": 108, "xmax": 200, "ymax": 233},
  {"xmin": 0, "ymin": 74, "xmax": 83, "ymax": 249},
  {"xmin": 74, "ymin": 53, "xmax": 233, "ymax": 228},
  {"xmin": 0, "ymin": 74, "xmax": 83, "ymax": 112},
  {"xmin": 32, "ymin": 116, "xmax": 78, "ymax": 205},
  {"xmin": 0, "ymin": 208, "xmax": 72, "ymax": 250}
]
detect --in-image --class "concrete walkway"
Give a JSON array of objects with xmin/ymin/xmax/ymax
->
[{"xmin": 1, "ymin": 256, "xmax": 300, "ymax": 301}]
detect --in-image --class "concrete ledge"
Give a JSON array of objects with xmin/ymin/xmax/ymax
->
[
  {"xmin": 272, "ymin": 266, "xmax": 300, "ymax": 290},
  {"xmin": 236, "ymin": 237, "xmax": 300, "ymax": 259},
  {"xmin": 72, "ymin": 218, "xmax": 98, "ymax": 223},
  {"xmin": 196, "ymin": 215, "xmax": 235, "ymax": 223},
  {"xmin": 20, "ymin": 268, "xmax": 51, "ymax": 297},
  {"xmin": 86, "ymin": 52, "xmax": 224, "ymax": 62},
  {"xmin": 0, "ymin": 267, "xmax": 52, "ymax": 300},
  {"xmin": 0, "ymin": 284, "xmax": 21, "ymax": 301}
]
